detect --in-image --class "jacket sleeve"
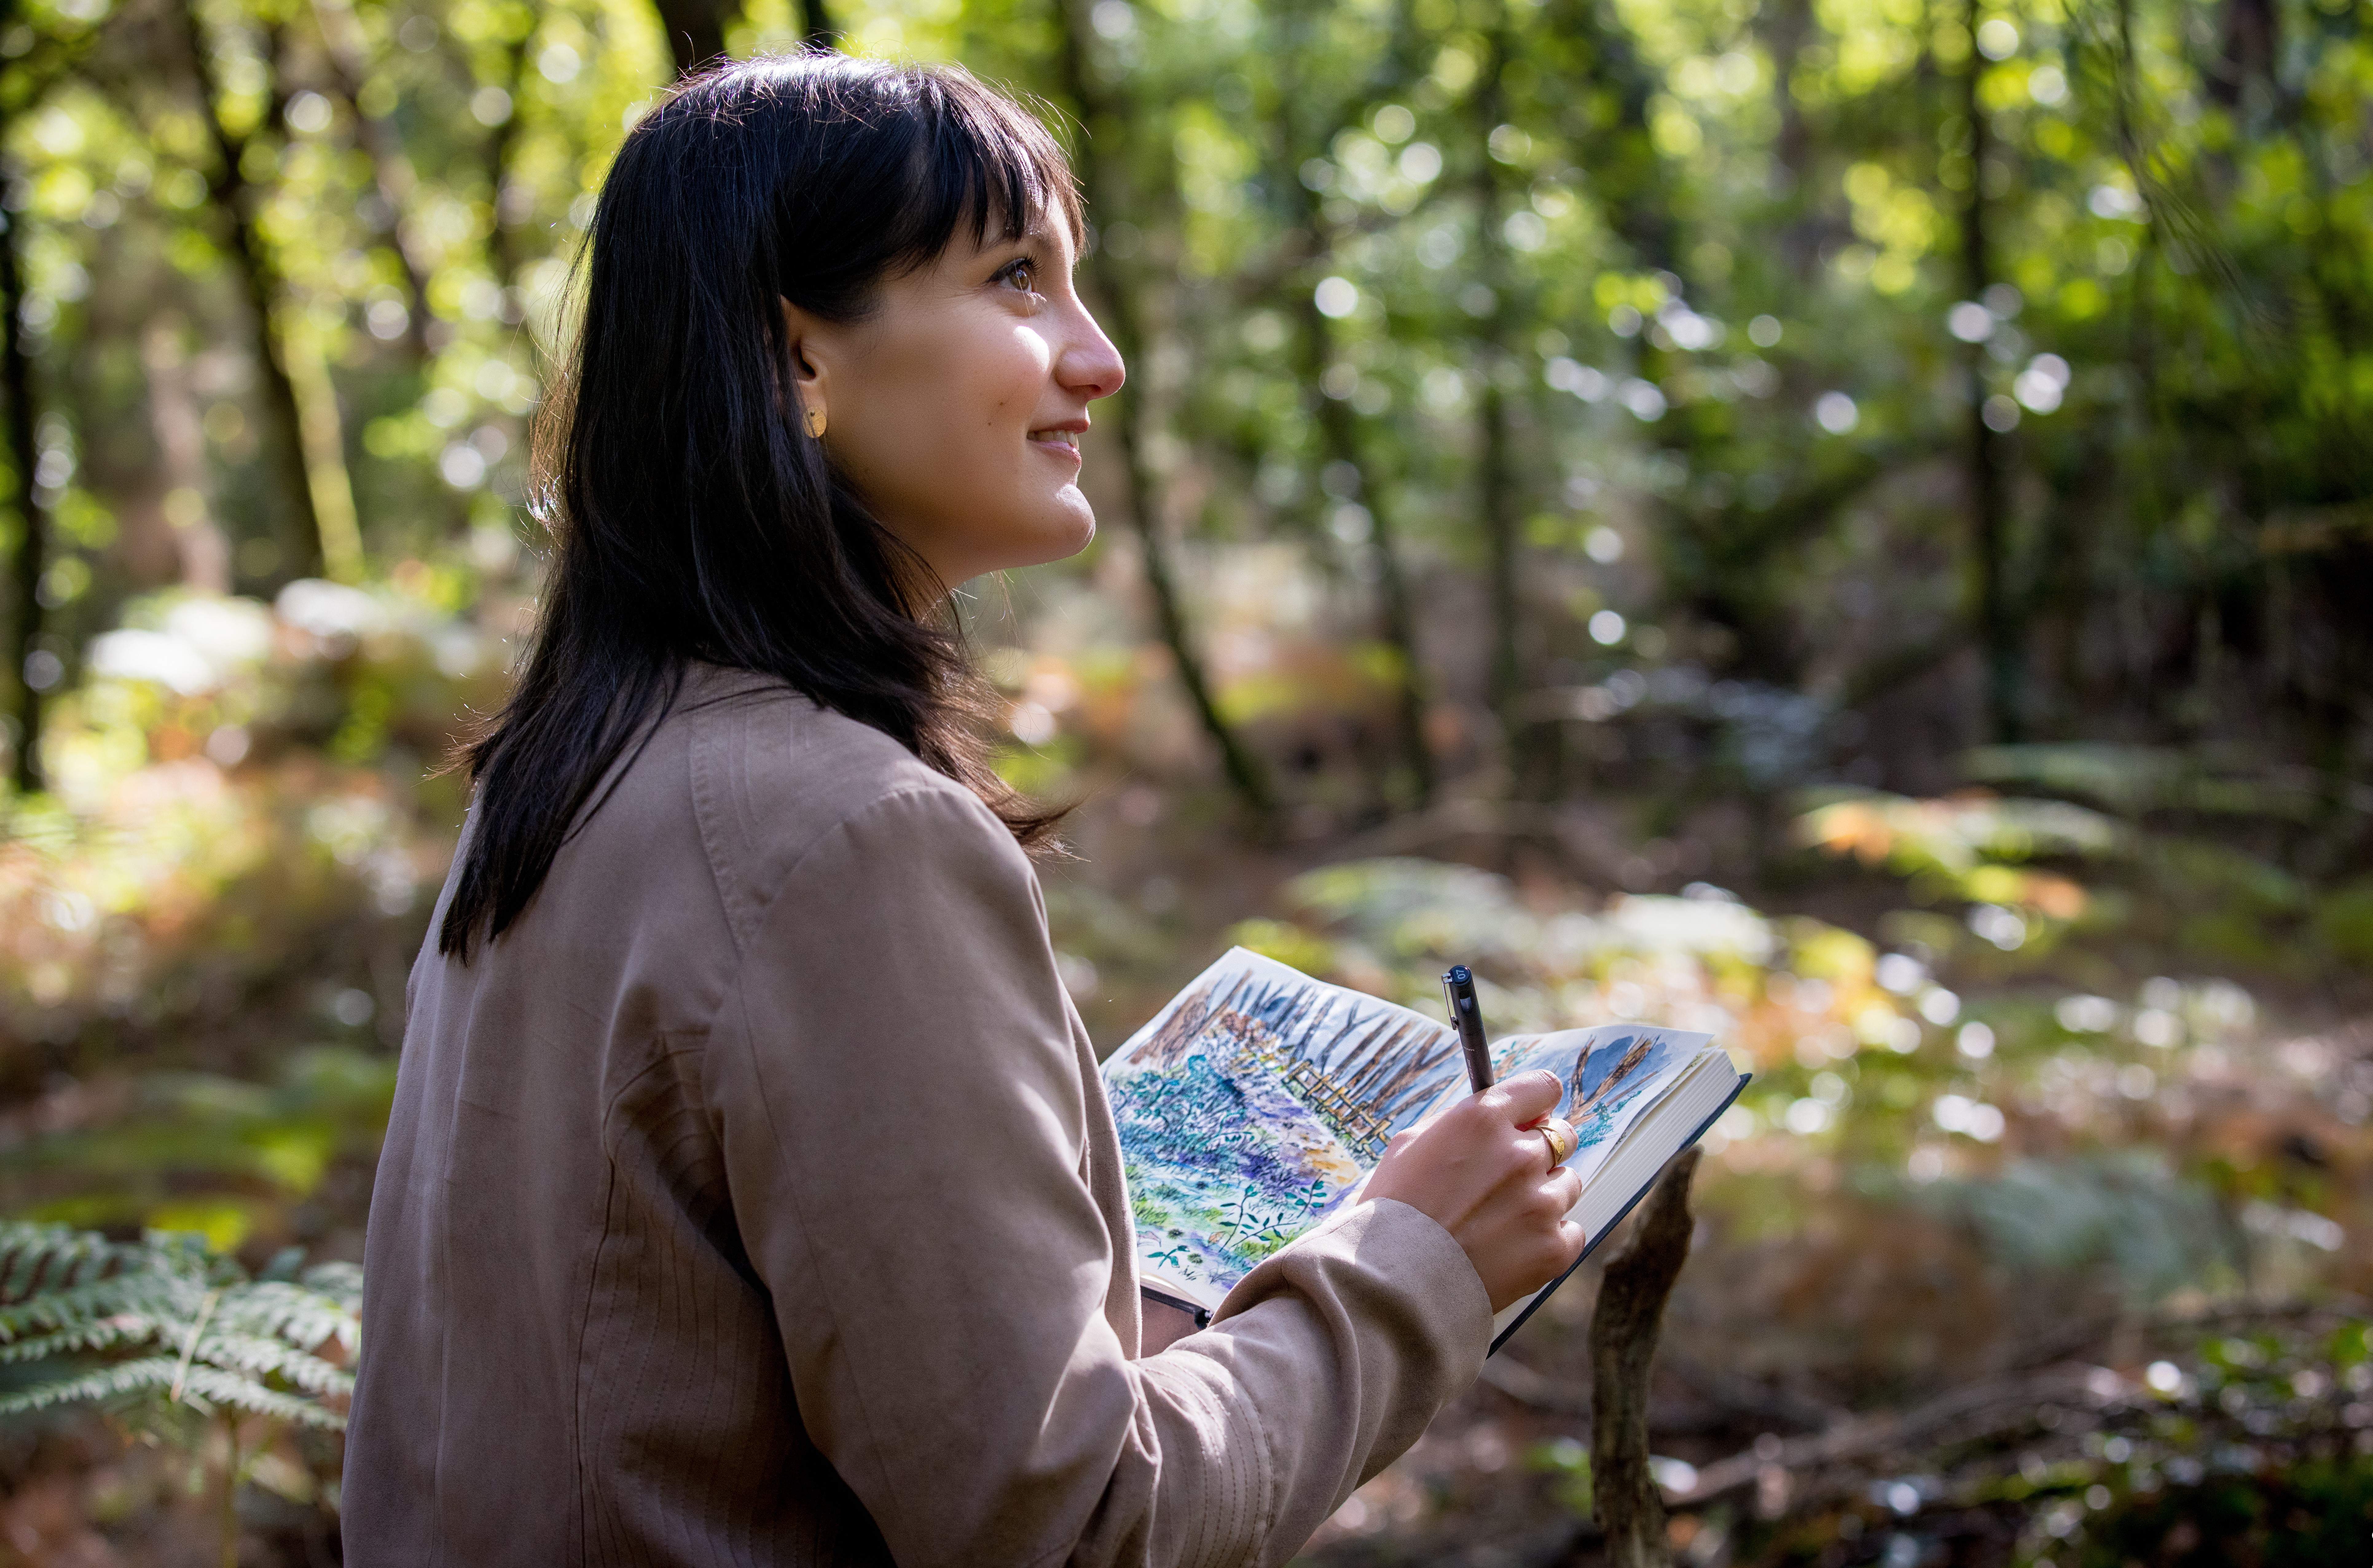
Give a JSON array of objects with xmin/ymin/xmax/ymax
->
[{"xmin": 704, "ymin": 782, "xmax": 1491, "ymax": 1568}]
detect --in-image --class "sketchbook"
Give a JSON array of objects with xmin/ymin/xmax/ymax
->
[{"xmin": 1103, "ymin": 947, "xmax": 1747, "ymax": 1353}]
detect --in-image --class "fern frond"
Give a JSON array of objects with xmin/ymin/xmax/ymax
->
[
  {"xmin": 299, "ymin": 1260, "xmax": 363, "ymax": 1304},
  {"xmin": 139, "ymin": 1231, "xmax": 243, "ymax": 1290},
  {"xmin": 0, "ymin": 1222, "xmax": 141, "ymax": 1305},
  {"xmin": 0, "ymin": 1273, "xmax": 195, "ymax": 1343},
  {"xmin": 173, "ymin": 1365, "xmax": 344, "ymax": 1428},
  {"xmin": 0, "ymin": 1314, "xmax": 164, "ymax": 1364},
  {"xmin": 194, "ymin": 1330, "xmax": 355, "ymax": 1397},
  {"xmin": 0, "ymin": 1355, "xmax": 182, "ymax": 1416},
  {"xmin": 215, "ymin": 1279, "xmax": 361, "ymax": 1356},
  {"xmin": 0, "ymin": 1225, "xmax": 355, "ymax": 1434}
]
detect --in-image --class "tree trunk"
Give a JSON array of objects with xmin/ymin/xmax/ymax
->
[
  {"xmin": 1050, "ymin": 0, "xmax": 1273, "ymax": 820},
  {"xmin": 177, "ymin": 0, "xmax": 336, "ymax": 582},
  {"xmin": 1263, "ymin": 0, "xmax": 1432, "ymax": 809},
  {"xmin": 1470, "ymin": 10, "xmax": 1526, "ymax": 763},
  {"xmin": 1763, "ymin": 0, "xmax": 1821, "ymax": 278},
  {"xmin": 478, "ymin": 4, "xmax": 545, "ymax": 302},
  {"xmin": 2110, "ymin": 0, "xmax": 2167, "ymax": 721},
  {"xmin": 1589, "ymin": 1148, "xmax": 1701, "ymax": 1568},
  {"xmin": 284, "ymin": 334, "xmax": 364, "ymax": 582},
  {"xmin": 798, "ymin": 0, "xmax": 835, "ymax": 47},
  {"xmin": 1540, "ymin": 0, "xmax": 1678, "ymax": 272},
  {"xmin": 1959, "ymin": 0, "xmax": 2017, "ymax": 742},
  {"xmin": 1299, "ymin": 292, "xmax": 1434, "ymax": 808},
  {"xmin": 2208, "ymin": 0, "xmax": 2278, "ymax": 111},
  {"xmin": 142, "ymin": 321, "xmax": 232, "ymax": 592},
  {"xmin": 651, "ymin": 0, "xmax": 734, "ymax": 77},
  {"xmin": 1480, "ymin": 368, "xmax": 1518, "ymax": 727},
  {"xmin": 1, "ymin": 177, "xmax": 46, "ymax": 794},
  {"xmin": 309, "ymin": 0, "xmax": 441, "ymax": 360}
]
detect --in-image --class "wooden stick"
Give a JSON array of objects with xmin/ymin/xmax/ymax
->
[{"xmin": 1589, "ymin": 1147, "xmax": 1700, "ymax": 1568}]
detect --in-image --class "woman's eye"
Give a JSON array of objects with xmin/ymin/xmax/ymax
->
[{"xmin": 998, "ymin": 259, "xmax": 1039, "ymax": 294}]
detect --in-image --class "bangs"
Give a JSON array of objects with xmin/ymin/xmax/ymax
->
[
  {"xmin": 704, "ymin": 54, "xmax": 1083, "ymax": 296},
  {"xmin": 921, "ymin": 71, "xmax": 1085, "ymax": 256}
]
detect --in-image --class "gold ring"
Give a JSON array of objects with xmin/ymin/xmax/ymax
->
[{"xmin": 1537, "ymin": 1117, "xmax": 1577, "ymax": 1169}]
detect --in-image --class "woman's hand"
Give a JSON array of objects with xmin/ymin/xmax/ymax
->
[{"xmin": 1361, "ymin": 1070, "xmax": 1587, "ymax": 1312}]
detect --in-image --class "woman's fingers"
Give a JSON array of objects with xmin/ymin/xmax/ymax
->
[
  {"xmin": 1520, "ymin": 1164, "xmax": 1582, "ymax": 1231},
  {"xmin": 1553, "ymin": 1218, "xmax": 1589, "ymax": 1270},
  {"xmin": 1488, "ymin": 1068, "xmax": 1563, "ymax": 1125},
  {"xmin": 1532, "ymin": 1115, "xmax": 1577, "ymax": 1171},
  {"xmin": 1519, "ymin": 1216, "xmax": 1589, "ymax": 1295},
  {"xmin": 1364, "ymin": 1067, "xmax": 1599, "ymax": 1311}
]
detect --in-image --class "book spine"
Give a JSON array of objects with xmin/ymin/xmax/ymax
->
[{"xmin": 1140, "ymin": 1285, "xmax": 1213, "ymax": 1330}]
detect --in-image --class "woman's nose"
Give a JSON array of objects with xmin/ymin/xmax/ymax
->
[{"xmin": 1060, "ymin": 306, "xmax": 1126, "ymax": 402}]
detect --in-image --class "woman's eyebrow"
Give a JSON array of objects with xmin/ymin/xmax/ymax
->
[
  {"xmin": 981, "ymin": 223, "xmax": 1046, "ymax": 262},
  {"xmin": 983, "ymin": 226, "xmax": 1066, "ymax": 283}
]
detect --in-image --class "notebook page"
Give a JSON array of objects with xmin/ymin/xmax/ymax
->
[
  {"xmin": 1106, "ymin": 947, "xmax": 1719, "ymax": 1312},
  {"xmin": 1106, "ymin": 949, "xmax": 1465, "ymax": 1310}
]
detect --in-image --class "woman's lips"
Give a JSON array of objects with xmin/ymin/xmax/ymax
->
[{"xmin": 1028, "ymin": 429, "xmax": 1083, "ymax": 463}]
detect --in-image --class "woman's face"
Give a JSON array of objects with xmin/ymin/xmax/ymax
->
[{"xmin": 783, "ymin": 208, "xmax": 1125, "ymax": 591}]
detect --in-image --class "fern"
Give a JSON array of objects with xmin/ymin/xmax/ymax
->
[
  {"xmin": 0, "ymin": 1355, "xmax": 186, "ymax": 1413},
  {"xmin": 0, "ymin": 1220, "xmax": 359, "ymax": 1432}
]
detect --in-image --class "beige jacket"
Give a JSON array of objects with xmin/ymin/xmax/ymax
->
[{"xmin": 343, "ymin": 665, "xmax": 1489, "ymax": 1566}]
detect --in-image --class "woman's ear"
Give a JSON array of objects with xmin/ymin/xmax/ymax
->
[{"xmin": 779, "ymin": 296, "xmax": 831, "ymax": 436}]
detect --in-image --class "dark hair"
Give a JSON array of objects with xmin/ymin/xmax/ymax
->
[{"xmin": 439, "ymin": 53, "xmax": 1078, "ymax": 959}]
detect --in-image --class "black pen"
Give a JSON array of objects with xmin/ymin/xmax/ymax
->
[{"xmin": 1442, "ymin": 965, "xmax": 1493, "ymax": 1092}]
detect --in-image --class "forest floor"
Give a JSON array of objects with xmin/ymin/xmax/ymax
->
[{"xmin": 1, "ymin": 739, "xmax": 2367, "ymax": 1566}]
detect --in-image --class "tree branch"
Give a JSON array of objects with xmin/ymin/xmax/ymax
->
[
  {"xmin": 1050, "ymin": 0, "xmax": 1273, "ymax": 821},
  {"xmin": 1589, "ymin": 1147, "xmax": 1700, "ymax": 1568}
]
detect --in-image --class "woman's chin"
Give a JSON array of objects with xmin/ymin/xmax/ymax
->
[
  {"xmin": 910, "ymin": 498, "xmax": 1098, "ymax": 584},
  {"xmin": 1013, "ymin": 501, "xmax": 1097, "ymax": 568}
]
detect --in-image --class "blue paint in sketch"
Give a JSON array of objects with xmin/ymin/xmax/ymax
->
[
  {"xmin": 1107, "ymin": 951, "xmax": 1457, "ymax": 1296},
  {"xmin": 1107, "ymin": 949, "xmax": 1710, "ymax": 1301}
]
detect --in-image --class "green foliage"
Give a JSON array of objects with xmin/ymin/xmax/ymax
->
[
  {"xmin": 1920, "ymin": 1151, "xmax": 2236, "ymax": 1303},
  {"xmin": 2313, "ymin": 879, "xmax": 2373, "ymax": 967},
  {"xmin": 1223, "ymin": 916, "xmax": 1338, "ymax": 977},
  {"xmin": 0, "ymin": 1220, "xmax": 358, "ymax": 1434},
  {"xmin": 1529, "ymin": 1433, "xmax": 1594, "ymax": 1515},
  {"xmin": 4, "ymin": 1046, "xmax": 397, "ymax": 1249},
  {"xmin": 1226, "ymin": 851, "xmax": 2346, "ymax": 1323},
  {"xmin": 2049, "ymin": 1323, "xmax": 2373, "ymax": 1568},
  {"xmin": 0, "ymin": 0, "xmax": 2367, "ymax": 1555},
  {"xmin": 8, "ymin": 0, "xmax": 2368, "ymax": 828},
  {"xmin": 2074, "ymin": 1456, "xmax": 2373, "ymax": 1568},
  {"xmin": 0, "ymin": 578, "xmax": 479, "ymax": 1091}
]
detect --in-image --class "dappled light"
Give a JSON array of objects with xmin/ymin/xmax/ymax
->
[{"xmin": 0, "ymin": 0, "xmax": 2367, "ymax": 1559}]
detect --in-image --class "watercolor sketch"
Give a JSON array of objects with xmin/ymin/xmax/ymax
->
[
  {"xmin": 1482, "ymin": 1027, "xmax": 1689, "ymax": 1187},
  {"xmin": 1104, "ymin": 948, "xmax": 1708, "ymax": 1303},
  {"xmin": 1104, "ymin": 950, "xmax": 1462, "ymax": 1299}
]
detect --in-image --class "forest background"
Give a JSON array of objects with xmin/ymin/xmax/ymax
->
[{"xmin": 0, "ymin": 0, "xmax": 2366, "ymax": 1558}]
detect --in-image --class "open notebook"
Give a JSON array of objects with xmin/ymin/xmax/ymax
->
[{"xmin": 1102, "ymin": 948, "xmax": 1747, "ymax": 1353}]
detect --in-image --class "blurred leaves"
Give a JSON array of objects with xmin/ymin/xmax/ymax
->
[
  {"xmin": 1921, "ymin": 1151, "xmax": 2236, "ymax": 1304},
  {"xmin": 1, "ymin": 0, "xmax": 2370, "ymax": 1557},
  {"xmin": 0, "ymin": 582, "xmax": 482, "ymax": 1076},
  {"xmin": 2, "ymin": 1047, "xmax": 395, "ymax": 1249}
]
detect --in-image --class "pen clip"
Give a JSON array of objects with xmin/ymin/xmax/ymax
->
[{"xmin": 1443, "ymin": 963, "xmax": 1493, "ymax": 1091}]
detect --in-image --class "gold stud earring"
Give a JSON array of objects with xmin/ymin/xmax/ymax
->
[{"xmin": 806, "ymin": 407, "xmax": 826, "ymax": 438}]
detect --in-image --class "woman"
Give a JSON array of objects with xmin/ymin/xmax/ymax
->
[{"xmin": 345, "ymin": 53, "xmax": 1587, "ymax": 1566}]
